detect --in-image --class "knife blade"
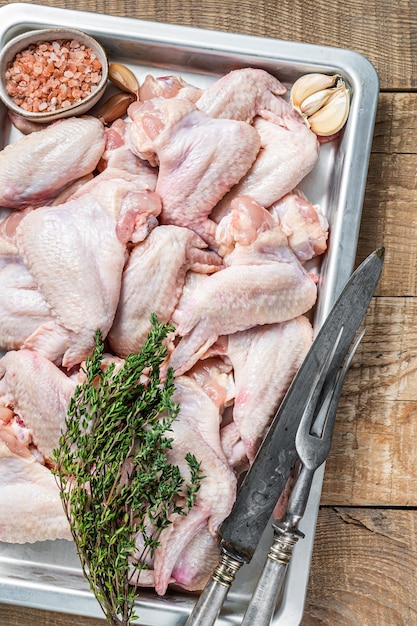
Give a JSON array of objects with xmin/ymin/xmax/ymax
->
[{"xmin": 184, "ymin": 246, "xmax": 384, "ymax": 625}]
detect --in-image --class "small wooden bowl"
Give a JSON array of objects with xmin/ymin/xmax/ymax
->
[{"xmin": 0, "ymin": 28, "xmax": 108, "ymax": 123}]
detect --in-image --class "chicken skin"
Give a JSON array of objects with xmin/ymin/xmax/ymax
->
[
  {"xmin": 109, "ymin": 225, "xmax": 222, "ymax": 357},
  {"xmin": 0, "ymin": 116, "xmax": 106, "ymax": 209},
  {"xmin": 15, "ymin": 178, "xmax": 161, "ymax": 368},
  {"xmin": 0, "ymin": 349, "xmax": 76, "ymax": 461},
  {"xmin": 211, "ymin": 115, "xmax": 319, "ymax": 222},
  {"xmin": 128, "ymin": 97, "xmax": 261, "ymax": 242},
  {"xmin": 169, "ymin": 200, "xmax": 317, "ymax": 375},
  {"xmin": 195, "ymin": 67, "xmax": 287, "ymax": 122},
  {"xmin": 0, "ymin": 440, "xmax": 71, "ymax": 543},
  {"xmin": 0, "ymin": 255, "xmax": 52, "ymax": 351},
  {"xmin": 224, "ymin": 317, "xmax": 313, "ymax": 464}
]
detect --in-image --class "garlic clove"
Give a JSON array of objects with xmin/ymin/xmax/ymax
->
[
  {"xmin": 307, "ymin": 85, "xmax": 350, "ymax": 136},
  {"xmin": 108, "ymin": 62, "xmax": 140, "ymax": 96},
  {"xmin": 300, "ymin": 88, "xmax": 335, "ymax": 117},
  {"xmin": 96, "ymin": 92, "xmax": 136, "ymax": 124},
  {"xmin": 290, "ymin": 73, "xmax": 338, "ymax": 110}
]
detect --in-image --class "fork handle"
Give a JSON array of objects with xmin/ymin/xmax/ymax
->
[
  {"xmin": 185, "ymin": 551, "xmax": 244, "ymax": 625},
  {"xmin": 241, "ymin": 526, "xmax": 302, "ymax": 625}
]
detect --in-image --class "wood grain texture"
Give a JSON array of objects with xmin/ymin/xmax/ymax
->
[
  {"xmin": 321, "ymin": 298, "xmax": 417, "ymax": 505},
  {"xmin": 1, "ymin": 0, "xmax": 417, "ymax": 89},
  {"xmin": 319, "ymin": 90, "xmax": 417, "ymax": 506},
  {"xmin": 0, "ymin": 603, "xmax": 104, "ymax": 625},
  {"xmin": 302, "ymin": 507, "xmax": 417, "ymax": 626},
  {"xmin": 357, "ymin": 93, "xmax": 417, "ymax": 297}
]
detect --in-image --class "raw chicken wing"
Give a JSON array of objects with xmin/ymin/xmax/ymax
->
[
  {"xmin": 128, "ymin": 97, "xmax": 261, "ymax": 242},
  {"xmin": 169, "ymin": 201, "xmax": 317, "ymax": 375},
  {"xmin": 211, "ymin": 115, "xmax": 319, "ymax": 222},
  {"xmin": 109, "ymin": 225, "xmax": 222, "ymax": 357},
  {"xmin": 270, "ymin": 189, "xmax": 328, "ymax": 262},
  {"xmin": 225, "ymin": 317, "xmax": 313, "ymax": 463},
  {"xmin": 15, "ymin": 179, "xmax": 161, "ymax": 367},
  {"xmin": 0, "ymin": 440, "xmax": 71, "ymax": 543},
  {"xmin": 196, "ymin": 68, "xmax": 287, "ymax": 122},
  {"xmin": 0, "ymin": 116, "xmax": 106, "ymax": 208},
  {"xmin": 0, "ymin": 255, "xmax": 52, "ymax": 351},
  {"xmin": 151, "ymin": 378, "xmax": 237, "ymax": 594},
  {"xmin": 0, "ymin": 349, "xmax": 76, "ymax": 460}
]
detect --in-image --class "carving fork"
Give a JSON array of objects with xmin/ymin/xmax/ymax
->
[{"xmin": 240, "ymin": 327, "xmax": 366, "ymax": 625}]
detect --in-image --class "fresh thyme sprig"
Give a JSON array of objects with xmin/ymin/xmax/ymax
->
[{"xmin": 53, "ymin": 314, "xmax": 203, "ymax": 626}]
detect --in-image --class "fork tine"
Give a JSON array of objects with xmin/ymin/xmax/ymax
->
[
  {"xmin": 293, "ymin": 325, "xmax": 344, "ymax": 442},
  {"xmin": 318, "ymin": 327, "xmax": 365, "ymax": 446},
  {"xmin": 296, "ymin": 327, "xmax": 365, "ymax": 470}
]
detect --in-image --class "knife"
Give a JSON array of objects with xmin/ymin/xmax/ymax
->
[{"xmin": 184, "ymin": 247, "xmax": 384, "ymax": 625}]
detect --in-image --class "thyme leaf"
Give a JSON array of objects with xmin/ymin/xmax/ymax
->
[{"xmin": 53, "ymin": 314, "xmax": 203, "ymax": 626}]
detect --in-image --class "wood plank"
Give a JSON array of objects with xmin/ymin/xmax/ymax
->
[
  {"xmin": 326, "ymin": 93, "xmax": 417, "ymax": 505},
  {"xmin": 357, "ymin": 93, "xmax": 417, "ymax": 297},
  {"xmin": 0, "ymin": 604, "xmax": 104, "ymax": 625},
  {"xmin": 302, "ymin": 507, "xmax": 417, "ymax": 625},
  {"xmin": 321, "ymin": 296, "xmax": 417, "ymax": 505},
  {"xmin": 340, "ymin": 297, "xmax": 417, "ymax": 405},
  {"xmin": 0, "ymin": 0, "xmax": 416, "ymax": 90}
]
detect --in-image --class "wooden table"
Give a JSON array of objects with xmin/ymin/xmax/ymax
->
[{"xmin": 1, "ymin": 0, "xmax": 416, "ymax": 624}]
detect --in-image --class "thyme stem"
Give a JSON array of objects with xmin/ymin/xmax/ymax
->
[{"xmin": 53, "ymin": 314, "xmax": 203, "ymax": 625}]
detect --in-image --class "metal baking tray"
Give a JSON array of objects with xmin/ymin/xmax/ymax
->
[{"xmin": 0, "ymin": 3, "xmax": 379, "ymax": 624}]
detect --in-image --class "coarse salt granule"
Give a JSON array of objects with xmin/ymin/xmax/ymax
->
[{"xmin": 5, "ymin": 38, "xmax": 103, "ymax": 113}]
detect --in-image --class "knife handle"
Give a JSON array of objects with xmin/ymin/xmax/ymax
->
[
  {"xmin": 185, "ymin": 551, "xmax": 244, "ymax": 625},
  {"xmin": 241, "ymin": 526, "xmax": 302, "ymax": 626}
]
